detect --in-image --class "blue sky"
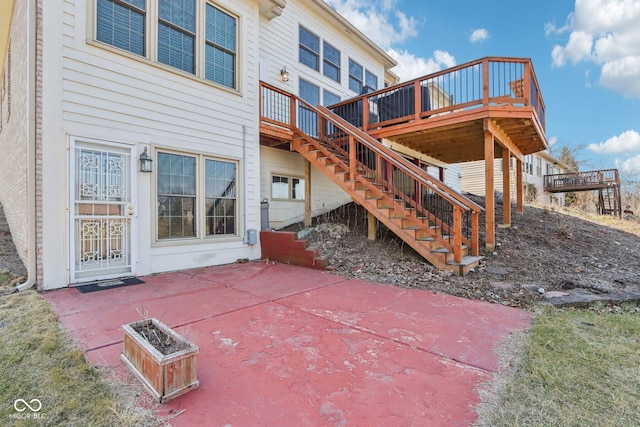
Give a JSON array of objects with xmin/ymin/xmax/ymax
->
[{"xmin": 325, "ymin": 0, "xmax": 640, "ymax": 181}]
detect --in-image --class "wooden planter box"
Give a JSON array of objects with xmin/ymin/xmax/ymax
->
[{"xmin": 121, "ymin": 318, "xmax": 199, "ymax": 403}]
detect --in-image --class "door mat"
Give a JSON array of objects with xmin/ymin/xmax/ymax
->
[{"xmin": 75, "ymin": 277, "xmax": 145, "ymax": 293}]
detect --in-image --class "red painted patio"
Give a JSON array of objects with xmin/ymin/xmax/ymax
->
[{"xmin": 44, "ymin": 261, "xmax": 531, "ymax": 426}]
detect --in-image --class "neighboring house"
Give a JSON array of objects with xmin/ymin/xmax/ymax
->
[
  {"xmin": 460, "ymin": 150, "xmax": 569, "ymax": 206},
  {"xmin": 1, "ymin": 0, "xmax": 548, "ymax": 288}
]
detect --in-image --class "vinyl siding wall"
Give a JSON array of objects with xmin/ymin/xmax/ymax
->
[
  {"xmin": 460, "ymin": 153, "xmax": 567, "ymax": 206},
  {"xmin": 38, "ymin": 0, "xmax": 262, "ymax": 288}
]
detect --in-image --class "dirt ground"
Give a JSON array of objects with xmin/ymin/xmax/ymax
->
[
  {"xmin": 2, "ymin": 201, "xmax": 639, "ymax": 309},
  {"xmin": 290, "ymin": 200, "xmax": 640, "ymax": 310}
]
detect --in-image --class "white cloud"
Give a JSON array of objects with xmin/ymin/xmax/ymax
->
[
  {"xmin": 387, "ymin": 48, "xmax": 456, "ymax": 81},
  {"xmin": 548, "ymin": 136, "xmax": 558, "ymax": 147},
  {"xmin": 587, "ymin": 130, "xmax": 640, "ymax": 154},
  {"xmin": 616, "ymin": 154, "xmax": 640, "ymax": 177},
  {"xmin": 324, "ymin": 0, "xmax": 418, "ymax": 48},
  {"xmin": 469, "ymin": 28, "xmax": 490, "ymax": 43},
  {"xmin": 545, "ymin": 14, "xmax": 573, "ymax": 36},
  {"xmin": 324, "ymin": 0, "xmax": 456, "ymax": 82},
  {"xmin": 548, "ymin": 0, "xmax": 640, "ymax": 98}
]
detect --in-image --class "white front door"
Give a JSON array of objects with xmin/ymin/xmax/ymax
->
[{"xmin": 70, "ymin": 140, "xmax": 136, "ymax": 282}]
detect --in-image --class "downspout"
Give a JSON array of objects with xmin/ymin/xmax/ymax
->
[
  {"xmin": 17, "ymin": 0, "xmax": 38, "ymax": 291},
  {"xmin": 241, "ymin": 125, "xmax": 248, "ymax": 243}
]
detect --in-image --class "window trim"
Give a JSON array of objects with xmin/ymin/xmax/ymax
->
[
  {"xmin": 89, "ymin": 0, "xmax": 241, "ymax": 93},
  {"xmin": 271, "ymin": 174, "xmax": 306, "ymax": 202},
  {"xmin": 154, "ymin": 147, "xmax": 240, "ymax": 244}
]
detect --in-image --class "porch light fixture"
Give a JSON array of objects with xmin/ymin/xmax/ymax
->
[
  {"xmin": 280, "ymin": 66, "xmax": 289, "ymax": 82},
  {"xmin": 139, "ymin": 147, "xmax": 153, "ymax": 173}
]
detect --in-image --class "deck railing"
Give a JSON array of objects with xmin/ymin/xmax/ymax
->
[
  {"xmin": 329, "ymin": 56, "xmax": 545, "ymax": 133},
  {"xmin": 260, "ymin": 82, "xmax": 482, "ymax": 259},
  {"xmin": 543, "ymin": 169, "xmax": 619, "ymax": 192}
]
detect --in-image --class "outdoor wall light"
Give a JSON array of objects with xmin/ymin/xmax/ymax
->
[
  {"xmin": 139, "ymin": 147, "xmax": 153, "ymax": 173},
  {"xmin": 280, "ymin": 66, "xmax": 289, "ymax": 82}
]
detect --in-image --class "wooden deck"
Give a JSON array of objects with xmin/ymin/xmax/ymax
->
[
  {"xmin": 544, "ymin": 169, "xmax": 619, "ymax": 193},
  {"xmin": 260, "ymin": 56, "xmax": 548, "ymax": 251},
  {"xmin": 328, "ymin": 57, "xmax": 547, "ymax": 164}
]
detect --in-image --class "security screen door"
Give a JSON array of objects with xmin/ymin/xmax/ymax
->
[{"xmin": 71, "ymin": 142, "xmax": 135, "ymax": 282}]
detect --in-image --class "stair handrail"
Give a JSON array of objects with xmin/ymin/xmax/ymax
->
[{"xmin": 315, "ymin": 105, "xmax": 484, "ymax": 214}]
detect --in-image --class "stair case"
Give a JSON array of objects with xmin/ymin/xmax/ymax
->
[
  {"xmin": 261, "ymin": 83, "xmax": 484, "ymax": 275},
  {"xmin": 598, "ymin": 186, "xmax": 621, "ymax": 217}
]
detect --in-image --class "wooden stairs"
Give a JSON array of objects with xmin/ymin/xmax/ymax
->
[{"xmin": 289, "ymin": 105, "xmax": 484, "ymax": 276}]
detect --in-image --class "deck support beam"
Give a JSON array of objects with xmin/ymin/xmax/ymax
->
[
  {"xmin": 367, "ymin": 211, "xmax": 376, "ymax": 241},
  {"xmin": 304, "ymin": 160, "xmax": 312, "ymax": 227},
  {"xmin": 502, "ymin": 149, "xmax": 511, "ymax": 227},
  {"xmin": 484, "ymin": 130, "xmax": 495, "ymax": 251},
  {"xmin": 516, "ymin": 158, "xmax": 523, "ymax": 213}
]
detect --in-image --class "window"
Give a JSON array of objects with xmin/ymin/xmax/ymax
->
[
  {"xmin": 299, "ymin": 79, "xmax": 319, "ymax": 137},
  {"xmin": 536, "ymin": 158, "xmax": 542, "ymax": 176},
  {"xmin": 299, "ymin": 26, "xmax": 320, "ymax": 71},
  {"xmin": 205, "ymin": 159, "xmax": 236, "ymax": 236},
  {"xmin": 205, "ymin": 4, "xmax": 236, "ymax": 88},
  {"xmin": 158, "ymin": 0, "xmax": 196, "ymax": 73},
  {"xmin": 157, "ymin": 152, "xmax": 196, "ymax": 239},
  {"xmin": 323, "ymin": 41, "xmax": 340, "ymax": 82},
  {"xmin": 95, "ymin": 1, "xmax": 238, "ymax": 89},
  {"xmin": 157, "ymin": 151, "xmax": 237, "ymax": 240},
  {"xmin": 323, "ymin": 89, "xmax": 340, "ymax": 107},
  {"xmin": 364, "ymin": 70, "xmax": 377, "ymax": 93},
  {"xmin": 272, "ymin": 175, "xmax": 305, "ymax": 201},
  {"xmin": 97, "ymin": 0, "xmax": 146, "ymax": 56},
  {"xmin": 348, "ymin": 59, "xmax": 363, "ymax": 94}
]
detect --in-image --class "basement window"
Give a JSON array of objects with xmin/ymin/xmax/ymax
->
[{"xmin": 271, "ymin": 175, "xmax": 305, "ymax": 201}]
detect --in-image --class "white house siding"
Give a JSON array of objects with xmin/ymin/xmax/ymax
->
[
  {"xmin": 460, "ymin": 153, "xmax": 567, "ymax": 206},
  {"xmin": 256, "ymin": 1, "xmax": 393, "ymax": 228},
  {"xmin": 35, "ymin": 0, "xmax": 262, "ymax": 289},
  {"xmin": 259, "ymin": 0, "xmax": 388, "ymax": 107},
  {"xmin": 260, "ymin": 146, "xmax": 352, "ymax": 229},
  {"xmin": 0, "ymin": 0, "xmax": 30, "ymax": 268}
]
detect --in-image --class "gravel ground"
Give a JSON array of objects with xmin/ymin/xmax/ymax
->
[{"xmin": 289, "ymin": 200, "xmax": 640, "ymax": 310}]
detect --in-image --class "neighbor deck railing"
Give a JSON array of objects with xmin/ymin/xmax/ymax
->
[{"xmin": 543, "ymin": 169, "xmax": 620, "ymax": 192}]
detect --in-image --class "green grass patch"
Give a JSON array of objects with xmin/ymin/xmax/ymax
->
[
  {"xmin": 0, "ymin": 288, "xmax": 165, "ymax": 426},
  {"xmin": 479, "ymin": 304, "xmax": 640, "ymax": 426}
]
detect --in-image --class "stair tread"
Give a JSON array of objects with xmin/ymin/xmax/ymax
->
[{"xmin": 447, "ymin": 256, "xmax": 484, "ymax": 266}]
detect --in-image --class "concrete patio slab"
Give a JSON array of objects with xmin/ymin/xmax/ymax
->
[{"xmin": 44, "ymin": 261, "xmax": 532, "ymax": 426}]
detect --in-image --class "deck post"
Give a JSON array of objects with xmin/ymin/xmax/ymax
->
[
  {"xmin": 516, "ymin": 158, "xmax": 523, "ymax": 213},
  {"xmin": 484, "ymin": 130, "xmax": 495, "ymax": 251},
  {"xmin": 304, "ymin": 160, "xmax": 312, "ymax": 227},
  {"xmin": 367, "ymin": 211, "xmax": 376, "ymax": 241},
  {"xmin": 502, "ymin": 149, "xmax": 511, "ymax": 227}
]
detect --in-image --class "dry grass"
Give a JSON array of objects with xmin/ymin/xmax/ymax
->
[
  {"xmin": 476, "ymin": 304, "xmax": 640, "ymax": 426},
  {"xmin": 0, "ymin": 276, "xmax": 167, "ymax": 426}
]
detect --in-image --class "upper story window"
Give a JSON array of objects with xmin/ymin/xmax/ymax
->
[
  {"xmin": 205, "ymin": 4, "xmax": 237, "ymax": 88},
  {"xmin": 348, "ymin": 59, "xmax": 363, "ymax": 94},
  {"xmin": 365, "ymin": 70, "xmax": 378, "ymax": 93},
  {"xmin": 323, "ymin": 42, "xmax": 340, "ymax": 83},
  {"xmin": 299, "ymin": 26, "xmax": 320, "ymax": 71},
  {"xmin": 97, "ymin": 0, "xmax": 146, "ymax": 56},
  {"xmin": 158, "ymin": 0, "xmax": 196, "ymax": 73},
  {"xmin": 95, "ymin": 0, "xmax": 238, "ymax": 90}
]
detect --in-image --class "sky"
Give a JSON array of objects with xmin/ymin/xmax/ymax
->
[{"xmin": 325, "ymin": 0, "xmax": 640, "ymax": 181}]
